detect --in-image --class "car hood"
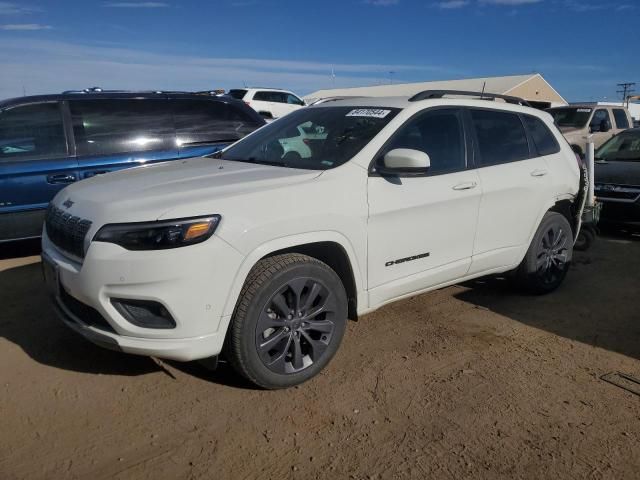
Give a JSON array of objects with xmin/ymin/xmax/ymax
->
[
  {"xmin": 53, "ymin": 157, "xmax": 322, "ymax": 224},
  {"xmin": 595, "ymin": 161, "xmax": 640, "ymax": 186},
  {"xmin": 558, "ymin": 126, "xmax": 583, "ymax": 136}
]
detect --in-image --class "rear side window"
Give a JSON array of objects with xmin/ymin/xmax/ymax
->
[
  {"xmin": 0, "ymin": 103, "xmax": 67, "ymax": 161},
  {"xmin": 70, "ymin": 99, "xmax": 174, "ymax": 156},
  {"xmin": 613, "ymin": 109, "xmax": 630, "ymax": 129},
  {"xmin": 470, "ymin": 109, "xmax": 530, "ymax": 166},
  {"xmin": 523, "ymin": 115, "xmax": 560, "ymax": 156},
  {"xmin": 172, "ymin": 99, "xmax": 262, "ymax": 145},
  {"xmin": 385, "ymin": 108, "xmax": 465, "ymax": 175},
  {"xmin": 253, "ymin": 91, "xmax": 275, "ymax": 102},
  {"xmin": 227, "ymin": 89, "xmax": 248, "ymax": 100}
]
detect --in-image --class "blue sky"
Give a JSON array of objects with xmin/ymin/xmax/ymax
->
[{"xmin": 0, "ymin": 0, "xmax": 637, "ymax": 101}]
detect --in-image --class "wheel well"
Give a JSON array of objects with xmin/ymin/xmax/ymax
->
[
  {"xmin": 264, "ymin": 242, "xmax": 358, "ymax": 320},
  {"xmin": 571, "ymin": 144, "xmax": 583, "ymax": 156},
  {"xmin": 550, "ymin": 200, "xmax": 576, "ymax": 238}
]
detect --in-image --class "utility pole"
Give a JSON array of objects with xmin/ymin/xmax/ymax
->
[
  {"xmin": 389, "ymin": 71, "xmax": 395, "ymax": 85},
  {"xmin": 617, "ymin": 82, "xmax": 635, "ymax": 107}
]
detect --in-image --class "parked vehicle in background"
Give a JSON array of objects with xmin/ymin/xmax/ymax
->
[
  {"xmin": 42, "ymin": 91, "xmax": 584, "ymax": 389},
  {"xmin": 0, "ymin": 91, "xmax": 265, "ymax": 242},
  {"xmin": 547, "ymin": 104, "xmax": 633, "ymax": 156},
  {"xmin": 594, "ymin": 128, "xmax": 640, "ymax": 230},
  {"xmin": 227, "ymin": 88, "xmax": 305, "ymax": 120}
]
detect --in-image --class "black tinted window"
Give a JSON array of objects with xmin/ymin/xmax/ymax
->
[
  {"xmin": 470, "ymin": 109, "xmax": 530, "ymax": 165},
  {"xmin": 172, "ymin": 99, "xmax": 262, "ymax": 145},
  {"xmin": 613, "ymin": 109, "xmax": 630, "ymax": 129},
  {"xmin": 70, "ymin": 99, "xmax": 174, "ymax": 156},
  {"xmin": 590, "ymin": 109, "xmax": 611, "ymax": 130},
  {"xmin": 227, "ymin": 89, "xmax": 247, "ymax": 100},
  {"xmin": 523, "ymin": 115, "xmax": 560, "ymax": 156},
  {"xmin": 0, "ymin": 103, "xmax": 67, "ymax": 161},
  {"xmin": 385, "ymin": 109, "xmax": 465, "ymax": 175},
  {"xmin": 253, "ymin": 91, "xmax": 274, "ymax": 101}
]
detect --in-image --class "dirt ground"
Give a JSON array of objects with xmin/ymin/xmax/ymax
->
[{"xmin": 0, "ymin": 232, "xmax": 639, "ymax": 480}]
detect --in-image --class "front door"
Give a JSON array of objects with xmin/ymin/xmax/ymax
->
[
  {"xmin": 367, "ymin": 108, "xmax": 481, "ymax": 306},
  {"xmin": 0, "ymin": 101, "xmax": 76, "ymax": 240}
]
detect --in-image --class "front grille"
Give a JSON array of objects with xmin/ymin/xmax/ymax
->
[
  {"xmin": 45, "ymin": 205, "xmax": 92, "ymax": 258},
  {"xmin": 60, "ymin": 287, "xmax": 116, "ymax": 334}
]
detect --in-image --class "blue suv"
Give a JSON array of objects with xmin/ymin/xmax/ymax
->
[{"xmin": 0, "ymin": 90, "xmax": 265, "ymax": 242}]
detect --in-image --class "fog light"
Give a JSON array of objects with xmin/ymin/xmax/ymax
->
[{"xmin": 111, "ymin": 299, "xmax": 176, "ymax": 329}]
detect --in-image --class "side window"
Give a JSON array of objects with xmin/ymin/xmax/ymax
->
[
  {"xmin": 0, "ymin": 103, "xmax": 67, "ymax": 161},
  {"xmin": 590, "ymin": 109, "xmax": 611, "ymax": 131},
  {"xmin": 70, "ymin": 99, "xmax": 174, "ymax": 156},
  {"xmin": 612, "ymin": 109, "xmax": 630, "ymax": 129},
  {"xmin": 470, "ymin": 109, "xmax": 530, "ymax": 166},
  {"xmin": 253, "ymin": 91, "xmax": 271, "ymax": 102},
  {"xmin": 385, "ymin": 109, "xmax": 465, "ymax": 175},
  {"xmin": 270, "ymin": 92, "xmax": 287, "ymax": 104},
  {"xmin": 286, "ymin": 94, "xmax": 304, "ymax": 106},
  {"xmin": 523, "ymin": 115, "xmax": 560, "ymax": 156},
  {"xmin": 173, "ymin": 99, "xmax": 260, "ymax": 144}
]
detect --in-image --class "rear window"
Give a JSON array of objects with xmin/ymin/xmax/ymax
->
[
  {"xmin": 227, "ymin": 89, "xmax": 248, "ymax": 100},
  {"xmin": 470, "ymin": 109, "xmax": 530, "ymax": 166},
  {"xmin": 0, "ymin": 102, "xmax": 67, "ymax": 161},
  {"xmin": 613, "ymin": 109, "xmax": 630, "ymax": 129},
  {"xmin": 523, "ymin": 115, "xmax": 560, "ymax": 156},
  {"xmin": 219, "ymin": 106, "xmax": 400, "ymax": 170},
  {"xmin": 70, "ymin": 99, "xmax": 175, "ymax": 156}
]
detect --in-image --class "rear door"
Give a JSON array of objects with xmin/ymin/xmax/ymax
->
[
  {"xmin": 0, "ymin": 101, "xmax": 76, "ymax": 241},
  {"xmin": 70, "ymin": 98, "xmax": 178, "ymax": 181},
  {"xmin": 251, "ymin": 91, "xmax": 277, "ymax": 119},
  {"xmin": 171, "ymin": 98, "xmax": 263, "ymax": 158},
  {"xmin": 466, "ymin": 108, "xmax": 552, "ymax": 274}
]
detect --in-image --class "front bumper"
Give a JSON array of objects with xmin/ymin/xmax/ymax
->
[
  {"xmin": 42, "ymin": 230, "xmax": 243, "ymax": 361},
  {"xmin": 595, "ymin": 186, "xmax": 640, "ymax": 228}
]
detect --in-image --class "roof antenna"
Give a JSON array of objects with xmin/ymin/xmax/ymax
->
[{"xmin": 480, "ymin": 81, "xmax": 486, "ymax": 100}]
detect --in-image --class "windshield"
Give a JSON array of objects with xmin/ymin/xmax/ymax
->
[
  {"xmin": 548, "ymin": 107, "xmax": 592, "ymax": 128},
  {"xmin": 596, "ymin": 131, "xmax": 640, "ymax": 162},
  {"xmin": 218, "ymin": 106, "xmax": 400, "ymax": 170}
]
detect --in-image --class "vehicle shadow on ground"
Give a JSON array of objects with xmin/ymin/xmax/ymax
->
[
  {"xmin": 455, "ymin": 231, "xmax": 640, "ymax": 363},
  {"xmin": 0, "ymin": 250, "xmax": 258, "ymax": 388},
  {"xmin": 0, "ymin": 238, "xmax": 41, "ymax": 260}
]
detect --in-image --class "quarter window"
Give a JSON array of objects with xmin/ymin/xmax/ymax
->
[
  {"xmin": 523, "ymin": 115, "xmax": 560, "ymax": 156},
  {"xmin": 70, "ymin": 99, "xmax": 175, "ymax": 156},
  {"xmin": 470, "ymin": 109, "xmax": 530, "ymax": 166},
  {"xmin": 172, "ymin": 99, "xmax": 262, "ymax": 145},
  {"xmin": 612, "ymin": 109, "xmax": 630, "ymax": 129},
  {"xmin": 0, "ymin": 103, "xmax": 67, "ymax": 161},
  {"xmin": 385, "ymin": 109, "xmax": 465, "ymax": 175}
]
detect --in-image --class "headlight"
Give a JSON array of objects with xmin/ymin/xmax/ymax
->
[{"xmin": 94, "ymin": 215, "xmax": 221, "ymax": 250}]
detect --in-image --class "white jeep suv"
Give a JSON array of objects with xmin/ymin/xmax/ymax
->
[
  {"xmin": 227, "ymin": 88, "xmax": 305, "ymax": 120},
  {"xmin": 42, "ymin": 91, "xmax": 584, "ymax": 389}
]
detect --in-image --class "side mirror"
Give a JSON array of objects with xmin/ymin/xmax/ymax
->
[
  {"xmin": 600, "ymin": 119, "xmax": 612, "ymax": 132},
  {"xmin": 377, "ymin": 148, "xmax": 431, "ymax": 175}
]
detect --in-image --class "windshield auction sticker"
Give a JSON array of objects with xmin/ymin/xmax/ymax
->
[
  {"xmin": 346, "ymin": 109, "xmax": 391, "ymax": 118},
  {"xmin": 576, "ymin": 108, "xmax": 592, "ymax": 113}
]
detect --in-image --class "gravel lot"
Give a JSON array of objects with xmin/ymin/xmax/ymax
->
[{"xmin": 1, "ymin": 233, "xmax": 639, "ymax": 480}]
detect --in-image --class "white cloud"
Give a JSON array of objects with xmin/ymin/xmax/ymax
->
[
  {"xmin": 0, "ymin": 2, "xmax": 41, "ymax": 15},
  {"xmin": 481, "ymin": 0, "xmax": 541, "ymax": 4},
  {"xmin": 103, "ymin": 2, "xmax": 169, "ymax": 7},
  {"xmin": 0, "ymin": 23, "xmax": 51, "ymax": 30},
  {"xmin": 364, "ymin": 0, "xmax": 400, "ymax": 6},
  {"xmin": 436, "ymin": 0, "xmax": 470, "ymax": 8},
  {"xmin": 0, "ymin": 38, "xmax": 461, "ymax": 99}
]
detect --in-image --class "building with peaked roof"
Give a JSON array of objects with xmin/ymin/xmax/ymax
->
[{"xmin": 305, "ymin": 73, "xmax": 567, "ymax": 109}]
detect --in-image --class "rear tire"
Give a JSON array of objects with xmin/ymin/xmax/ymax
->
[
  {"xmin": 574, "ymin": 226, "xmax": 595, "ymax": 251},
  {"xmin": 517, "ymin": 212, "xmax": 573, "ymax": 294},
  {"xmin": 226, "ymin": 254, "xmax": 348, "ymax": 389}
]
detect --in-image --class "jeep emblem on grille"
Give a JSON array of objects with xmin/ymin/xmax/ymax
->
[{"xmin": 62, "ymin": 198, "xmax": 74, "ymax": 209}]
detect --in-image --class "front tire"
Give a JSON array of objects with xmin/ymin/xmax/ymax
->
[
  {"xmin": 226, "ymin": 254, "xmax": 348, "ymax": 389},
  {"xmin": 517, "ymin": 212, "xmax": 573, "ymax": 294}
]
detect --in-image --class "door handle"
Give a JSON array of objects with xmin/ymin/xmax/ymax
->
[
  {"xmin": 530, "ymin": 169, "xmax": 548, "ymax": 177},
  {"xmin": 452, "ymin": 181, "xmax": 478, "ymax": 191},
  {"xmin": 47, "ymin": 173, "xmax": 77, "ymax": 184}
]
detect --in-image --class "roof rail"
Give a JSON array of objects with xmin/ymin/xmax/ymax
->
[{"xmin": 408, "ymin": 90, "xmax": 531, "ymax": 107}]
